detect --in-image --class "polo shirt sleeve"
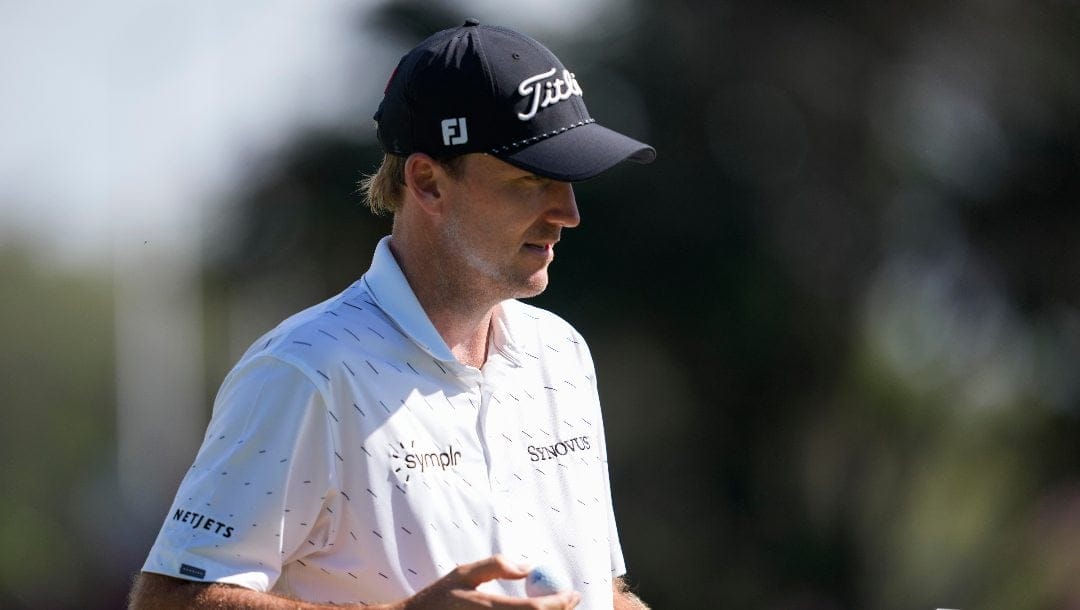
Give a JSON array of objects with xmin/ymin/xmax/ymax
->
[{"xmin": 141, "ymin": 355, "xmax": 339, "ymax": 592}]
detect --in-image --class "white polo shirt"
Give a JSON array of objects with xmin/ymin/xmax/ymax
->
[{"xmin": 143, "ymin": 237, "xmax": 625, "ymax": 608}]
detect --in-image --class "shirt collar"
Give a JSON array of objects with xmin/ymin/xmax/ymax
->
[
  {"xmin": 361, "ymin": 236, "xmax": 527, "ymax": 369},
  {"xmin": 489, "ymin": 300, "xmax": 525, "ymax": 368},
  {"xmin": 360, "ymin": 236, "xmax": 457, "ymax": 363}
]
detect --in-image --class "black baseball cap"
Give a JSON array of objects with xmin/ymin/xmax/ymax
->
[{"xmin": 374, "ymin": 19, "xmax": 656, "ymax": 182}]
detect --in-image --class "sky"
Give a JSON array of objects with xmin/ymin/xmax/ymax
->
[
  {"xmin": 0, "ymin": 0, "xmax": 382, "ymax": 267},
  {"xmin": 0, "ymin": 0, "xmax": 615, "ymax": 269}
]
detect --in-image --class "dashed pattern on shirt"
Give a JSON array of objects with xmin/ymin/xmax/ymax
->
[{"xmin": 143, "ymin": 242, "xmax": 623, "ymax": 607}]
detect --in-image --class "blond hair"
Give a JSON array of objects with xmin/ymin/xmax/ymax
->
[
  {"xmin": 359, "ymin": 154, "xmax": 407, "ymax": 216},
  {"xmin": 360, "ymin": 153, "xmax": 468, "ymax": 216}
]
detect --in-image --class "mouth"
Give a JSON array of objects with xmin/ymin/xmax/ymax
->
[{"xmin": 523, "ymin": 242, "xmax": 553, "ymax": 254}]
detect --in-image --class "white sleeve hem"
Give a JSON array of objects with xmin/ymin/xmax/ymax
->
[{"xmin": 142, "ymin": 550, "xmax": 273, "ymax": 592}]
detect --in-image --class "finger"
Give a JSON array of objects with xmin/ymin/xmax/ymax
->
[
  {"xmin": 449, "ymin": 554, "xmax": 530, "ymax": 589},
  {"xmin": 529, "ymin": 591, "xmax": 581, "ymax": 610},
  {"xmin": 558, "ymin": 592, "xmax": 582, "ymax": 610},
  {"xmin": 455, "ymin": 589, "xmax": 581, "ymax": 609}
]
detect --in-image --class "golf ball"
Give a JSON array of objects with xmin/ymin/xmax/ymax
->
[{"xmin": 525, "ymin": 565, "xmax": 571, "ymax": 597}]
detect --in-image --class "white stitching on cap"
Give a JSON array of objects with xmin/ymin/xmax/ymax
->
[{"xmin": 490, "ymin": 119, "xmax": 596, "ymax": 154}]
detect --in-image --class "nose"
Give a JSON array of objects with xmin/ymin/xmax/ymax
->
[{"xmin": 547, "ymin": 181, "xmax": 580, "ymax": 228}]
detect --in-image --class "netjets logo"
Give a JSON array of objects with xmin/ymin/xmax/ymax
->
[
  {"xmin": 527, "ymin": 435, "xmax": 591, "ymax": 462},
  {"xmin": 391, "ymin": 440, "xmax": 463, "ymax": 481}
]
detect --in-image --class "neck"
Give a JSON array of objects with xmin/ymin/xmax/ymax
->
[{"xmin": 387, "ymin": 228, "xmax": 498, "ymax": 369}]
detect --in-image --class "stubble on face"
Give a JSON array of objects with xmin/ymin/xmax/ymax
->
[{"xmin": 438, "ymin": 204, "xmax": 552, "ymax": 307}]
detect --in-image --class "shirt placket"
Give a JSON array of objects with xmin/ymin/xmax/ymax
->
[{"xmin": 481, "ymin": 352, "xmax": 541, "ymax": 568}]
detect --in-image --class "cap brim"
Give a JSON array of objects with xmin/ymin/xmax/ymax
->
[{"xmin": 496, "ymin": 122, "xmax": 656, "ymax": 182}]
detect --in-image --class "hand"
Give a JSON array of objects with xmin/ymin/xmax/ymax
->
[{"xmin": 400, "ymin": 555, "xmax": 580, "ymax": 610}]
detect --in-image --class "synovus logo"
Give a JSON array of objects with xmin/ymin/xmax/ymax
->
[{"xmin": 527, "ymin": 435, "xmax": 591, "ymax": 462}]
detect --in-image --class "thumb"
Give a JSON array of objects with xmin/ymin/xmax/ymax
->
[{"xmin": 450, "ymin": 555, "xmax": 529, "ymax": 589}]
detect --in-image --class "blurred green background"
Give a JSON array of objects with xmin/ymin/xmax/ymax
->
[{"xmin": 2, "ymin": 0, "xmax": 1079, "ymax": 608}]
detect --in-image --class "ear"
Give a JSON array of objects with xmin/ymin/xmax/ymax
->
[{"xmin": 403, "ymin": 153, "xmax": 450, "ymax": 216}]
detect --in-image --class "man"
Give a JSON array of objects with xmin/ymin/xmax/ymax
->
[{"xmin": 130, "ymin": 19, "xmax": 655, "ymax": 609}]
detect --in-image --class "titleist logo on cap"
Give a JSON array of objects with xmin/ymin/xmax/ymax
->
[{"xmin": 516, "ymin": 68, "xmax": 583, "ymax": 121}]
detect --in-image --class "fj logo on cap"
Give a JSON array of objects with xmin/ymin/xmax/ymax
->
[
  {"xmin": 441, "ymin": 117, "xmax": 468, "ymax": 146},
  {"xmin": 517, "ymin": 67, "xmax": 583, "ymax": 121}
]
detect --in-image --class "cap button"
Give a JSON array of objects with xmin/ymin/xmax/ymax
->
[{"xmin": 463, "ymin": 18, "xmax": 480, "ymax": 26}]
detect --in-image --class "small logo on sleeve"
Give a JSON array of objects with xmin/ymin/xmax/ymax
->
[
  {"xmin": 179, "ymin": 564, "xmax": 207, "ymax": 579},
  {"xmin": 172, "ymin": 508, "xmax": 235, "ymax": 538}
]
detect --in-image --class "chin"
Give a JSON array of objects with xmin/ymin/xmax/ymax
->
[{"xmin": 511, "ymin": 275, "xmax": 549, "ymax": 299}]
